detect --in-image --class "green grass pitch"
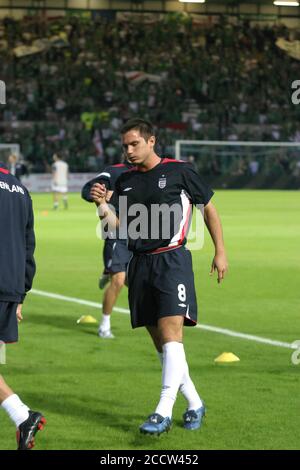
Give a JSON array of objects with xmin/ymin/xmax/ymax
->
[{"xmin": 0, "ymin": 191, "xmax": 299, "ymax": 450}]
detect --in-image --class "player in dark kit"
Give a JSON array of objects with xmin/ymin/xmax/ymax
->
[
  {"xmin": 90, "ymin": 119, "xmax": 228, "ymax": 435},
  {"xmin": 0, "ymin": 162, "xmax": 46, "ymax": 450},
  {"xmin": 82, "ymin": 161, "xmax": 132, "ymax": 338}
]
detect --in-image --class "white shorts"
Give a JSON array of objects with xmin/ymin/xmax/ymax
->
[{"xmin": 52, "ymin": 184, "xmax": 68, "ymax": 193}]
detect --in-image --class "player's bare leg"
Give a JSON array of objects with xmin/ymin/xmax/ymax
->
[
  {"xmin": 63, "ymin": 193, "xmax": 68, "ymax": 210},
  {"xmin": 99, "ymin": 271, "xmax": 110, "ymax": 290},
  {"xmin": 98, "ymin": 271, "xmax": 125, "ymax": 339},
  {"xmin": 146, "ymin": 325, "xmax": 162, "ymax": 353},
  {"xmin": 53, "ymin": 192, "xmax": 59, "ymax": 210},
  {"xmin": 0, "ymin": 374, "xmax": 14, "ymax": 402}
]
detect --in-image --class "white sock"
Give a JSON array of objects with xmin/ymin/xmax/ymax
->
[
  {"xmin": 179, "ymin": 361, "xmax": 203, "ymax": 411},
  {"xmin": 155, "ymin": 342, "xmax": 186, "ymax": 419},
  {"xmin": 157, "ymin": 350, "xmax": 202, "ymax": 411},
  {"xmin": 100, "ymin": 313, "xmax": 111, "ymax": 331},
  {"xmin": 1, "ymin": 394, "xmax": 29, "ymax": 428}
]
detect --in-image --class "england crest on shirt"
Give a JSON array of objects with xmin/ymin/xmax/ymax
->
[{"xmin": 158, "ymin": 176, "xmax": 166, "ymax": 189}]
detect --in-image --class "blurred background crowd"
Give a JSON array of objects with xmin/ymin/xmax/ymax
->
[{"xmin": 0, "ymin": 13, "xmax": 300, "ymax": 184}]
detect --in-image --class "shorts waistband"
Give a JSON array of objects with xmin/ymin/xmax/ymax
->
[{"xmin": 134, "ymin": 244, "xmax": 184, "ymax": 256}]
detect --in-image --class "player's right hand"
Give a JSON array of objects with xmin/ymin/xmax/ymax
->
[
  {"xmin": 16, "ymin": 304, "xmax": 23, "ymax": 323},
  {"xmin": 90, "ymin": 183, "xmax": 107, "ymax": 205}
]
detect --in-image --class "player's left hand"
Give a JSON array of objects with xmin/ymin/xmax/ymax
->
[
  {"xmin": 16, "ymin": 304, "xmax": 23, "ymax": 323},
  {"xmin": 210, "ymin": 252, "xmax": 228, "ymax": 284}
]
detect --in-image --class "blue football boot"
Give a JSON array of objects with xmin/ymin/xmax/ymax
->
[
  {"xmin": 183, "ymin": 404, "xmax": 206, "ymax": 430},
  {"xmin": 139, "ymin": 413, "xmax": 171, "ymax": 435}
]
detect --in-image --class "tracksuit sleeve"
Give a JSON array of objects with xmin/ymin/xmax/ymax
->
[{"xmin": 22, "ymin": 196, "xmax": 36, "ymax": 301}]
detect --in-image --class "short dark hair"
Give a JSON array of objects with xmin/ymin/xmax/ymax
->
[{"xmin": 121, "ymin": 118, "xmax": 155, "ymax": 142}]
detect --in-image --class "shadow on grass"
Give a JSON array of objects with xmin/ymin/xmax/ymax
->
[
  {"xmin": 25, "ymin": 312, "xmax": 97, "ymax": 333},
  {"xmin": 23, "ymin": 390, "xmax": 141, "ymax": 436},
  {"xmin": 24, "ymin": 312, "xmax": 130, "ymax": 340}
]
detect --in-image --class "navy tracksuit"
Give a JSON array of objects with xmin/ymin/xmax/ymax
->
[{"xmin": 0, "ymin": 163, "xmax": 36, "ymax": 342}]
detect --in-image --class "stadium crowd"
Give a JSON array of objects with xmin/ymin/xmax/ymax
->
[{"xmin": 0, "ymin": 13, "xmax": 300, "ymax": 176}]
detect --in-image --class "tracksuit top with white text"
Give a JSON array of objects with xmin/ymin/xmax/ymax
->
[{"xmin": 0, "ymin": 163, "xmax": 36, "ymax": 302}]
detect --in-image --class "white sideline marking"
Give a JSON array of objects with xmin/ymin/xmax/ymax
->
[{"xmin": 31, "ymin": 289, "xmax": 296, "ymax": 350}]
